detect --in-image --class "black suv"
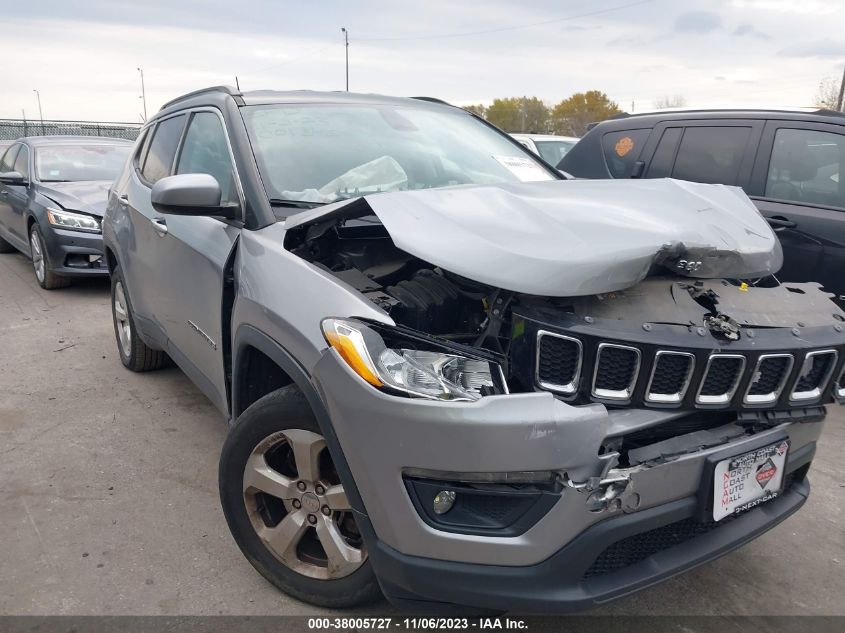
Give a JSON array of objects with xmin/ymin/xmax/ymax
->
[{"xmin": 559, "ymin": 109, "xmax": 845, "ymax": 304}]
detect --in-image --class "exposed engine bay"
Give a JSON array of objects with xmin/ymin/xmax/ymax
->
[
  {"xmin": 285, "ymin": 180, "xmax": 845, "ymax": 514},
  {"xmin": 286, "ymin": 205, "xmax": 845, "ymax": 407}
]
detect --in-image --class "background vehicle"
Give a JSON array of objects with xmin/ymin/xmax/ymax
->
[
  {"xmin": 558, "ymin": 108, "xmax": 845, "ymax": 305},
  {"xmin": 104, "ymin": 87, "xmax": 841, "ymax": 613},
  {"xmin": 511, "ymin": 133, "xmax": 579, "ymax": 166},
  {"xmin": 0, "ymin": 136, "xmax": 132, "ymax": 288}
]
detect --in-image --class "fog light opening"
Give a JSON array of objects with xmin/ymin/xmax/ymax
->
[{"xmin": 432, "ymin": 490, "xmax": 456, "ymax": 515}]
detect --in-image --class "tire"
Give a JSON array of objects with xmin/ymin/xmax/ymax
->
[
  {"xmin": 110, "ymin": 265, "xmax": 169, "ymax": 371},
  {"xmin": 219, "ymin": 385, "xmax": 381, "ymax": 608},
  {"xmin": 0, "ymin": 234, "xmax": 15, "ymax": 253},
  {"xmin": 29, "ymin": 224, "xmax": 71, "ymax": 289}
]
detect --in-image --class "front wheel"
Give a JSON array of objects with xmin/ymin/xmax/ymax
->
[
  {"xmin": 219, "ymin": 385, "xmax": 381, "ymax": 608},
  {"xmin": 29, "ymin": 224, "xmax": 70, "ymax": 289}
]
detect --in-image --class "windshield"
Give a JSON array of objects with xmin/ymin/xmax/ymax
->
[
  {"xmin": 534, "ymin": 140, "xmax": 576, "ymax": 166},
  {"xmin": 35, "ymin": 144, "xmax": 131, "ymax": 182},
  {"xmin": 242, "ymin": 103, "xmax": 555, "ymax": 204}
]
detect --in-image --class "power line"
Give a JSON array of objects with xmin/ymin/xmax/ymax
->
[{"xmin": 356, "ymin": 0, "xmax": 652, "ymax": 42}]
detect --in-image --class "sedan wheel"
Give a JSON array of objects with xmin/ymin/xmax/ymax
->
[
  {"xmin": 29, "ymin": 227, "xmax": 45, "ymax": 283},
  {"xmin": 243, "ymin": 429, "xmax": 366, "ymax": 580}
]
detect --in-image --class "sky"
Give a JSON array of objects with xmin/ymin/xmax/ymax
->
[{"xmin": 1, "ymin": 0, "xmax": 844, "ymax": 122}]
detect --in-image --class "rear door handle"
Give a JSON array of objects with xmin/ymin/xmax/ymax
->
[
  {"xmin": 118, "ymin": 194, "xmax": 129, "ymax": 207},
  {"xmin": 151, "ymin": 217, "xmax": 168, "ymax": 235},
  {"xmin": 767, "ymin": 215, "xmax": 797, "ymax": 229}
]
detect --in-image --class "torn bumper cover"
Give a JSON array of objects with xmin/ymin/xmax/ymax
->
[{"xmin": 286, "ymin": 178, "xmax": 783, "ymax": 296}]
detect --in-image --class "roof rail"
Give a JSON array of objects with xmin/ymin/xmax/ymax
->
[
  {"xmin": 411, "ymin": 96, "xmax": 453, "ymax": 107},
  {"xmin": 159, "ymin": 85, "xmax": 242, "ymax": 111}
]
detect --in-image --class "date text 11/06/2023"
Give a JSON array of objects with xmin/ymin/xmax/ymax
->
[{"xmin": 307, "ymin": 618, "xmax": 529, "ymax": 630}]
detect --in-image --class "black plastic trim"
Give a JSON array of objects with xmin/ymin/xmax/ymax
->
[
  {"xmin": 231, "ymin": 325, "xmax": 370, "ymax": 519},
  {"xmin": 370, "ymin": 477, "xmax": 810, "ymax": 613}
]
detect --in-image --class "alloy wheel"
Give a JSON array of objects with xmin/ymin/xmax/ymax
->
[
  {"xmin": 29, "ymin": 228, "xmax": 45, "ymax": 283},
  {"xmin": 242, "ymin": 429, "xmax": 366, "ymax": 580},
  {"xmin": 113, "ymin": 281, "xmax": 133, "ymax": 358}
]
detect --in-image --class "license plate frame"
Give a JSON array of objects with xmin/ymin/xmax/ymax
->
[{"xmin": 697, "ymin": 433, "xmax": 791, "ymax": 522}]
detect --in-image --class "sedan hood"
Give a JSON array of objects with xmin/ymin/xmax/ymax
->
[
  {"xmin": 36, "ymin": 181, "xmax": 112, "ymax": 217},
  {"xmin": 285, "ymin": 178, "xmax": 782, "ymax": 297}
]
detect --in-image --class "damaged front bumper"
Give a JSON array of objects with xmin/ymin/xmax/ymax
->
[{"xmin": 312, "ymin": 348, "xmax": 822, "ymax": 611}]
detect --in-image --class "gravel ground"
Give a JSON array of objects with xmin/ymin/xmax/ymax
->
[{"xmin": 0, "ymin": 250, "xmax": 842, "ymax": 616}]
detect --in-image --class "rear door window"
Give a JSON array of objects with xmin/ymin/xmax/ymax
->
[
  {"xmin": 646, "ymin": 127, "xmax": 682, "ymax": 178},
  {"xmin": 671, "ymin": 126, "xmax": 751, "ymax": 185},
  {"xmin": 141, "ymin": 115, "xmax": 186, "ymax": 185},
  {"xmin": 601, "ymin": 129, "xmax": 649, "ymax": 178},
  {"xmin": 765, "ymin": 128, "xmax": 844, "ymax": 210}
]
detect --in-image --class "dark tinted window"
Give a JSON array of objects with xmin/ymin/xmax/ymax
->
[
  {"xmin": 766, "ymin": 128, "xmax": 844, "ymax": 210},
  {"xmin": 647, "ymin": 127, "xmax": 682, "ymax": 178},
  {"xmin": 142, "ymin": 115, "xmax": 186, "ymax": 184},
  {"xmin": 671, "ymin": 126, "xmax": 750, "ymax": 185},
  {"xmin": 176, "ymin": 112, "xmax": 237, "ymax": 204},
  {"xmin": 13, "ymin": 145, "xmax": 29, "ymax": 179},
  {"xmin": 0, "ymin": 144, "xmax": 19, "ymax": 172},
  {"xmin": 601, "ymin": 129, "xmax": 649, "ymax": 178}
]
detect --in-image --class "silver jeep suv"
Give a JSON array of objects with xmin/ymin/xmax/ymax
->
[{"xmin": 103, "ymin": 86, "xmax": 844, "ymax": 612}]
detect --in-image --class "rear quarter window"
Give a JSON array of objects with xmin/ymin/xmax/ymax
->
[{"xmin": 601, "ymin": 129, "xmax": 650, "ymax": 178}]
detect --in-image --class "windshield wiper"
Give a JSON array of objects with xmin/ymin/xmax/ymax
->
[{"xmin": 269, "ymin": 198, "xmax": 323, "ymax": 209}]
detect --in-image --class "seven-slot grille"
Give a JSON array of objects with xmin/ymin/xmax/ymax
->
[{"xmin": 534, "ymin": 332, "xmax": 844, "ymax": 409}]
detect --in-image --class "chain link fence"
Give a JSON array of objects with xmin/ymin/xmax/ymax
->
[{"xmin": 0, "ymin": 119, "xmax": 141, "ymax": 141}]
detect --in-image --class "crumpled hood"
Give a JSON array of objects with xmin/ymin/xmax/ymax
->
[
  {"xmin": 286, "ymin": 178, "xmax": 782, "ymax": 297},
  {"xmin": 36, "ymin": 181, "xmax": 112, "ymax": 217}
]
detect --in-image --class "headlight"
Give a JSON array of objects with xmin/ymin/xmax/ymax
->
[
  {"xmin": 322, "ymin": 318, "xmax": 506, "ymax": 401},
  {"xmin": 46, "ymin": 207, "xmax": 101, "ymax": 233}
]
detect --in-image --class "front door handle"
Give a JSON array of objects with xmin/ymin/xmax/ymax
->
[
  {"xmin": 151, "ymin": 217, "xmax": 168, "ymax": 235},
  {"xmin": 118, "ymin": 194, "xmax": 129, "ymax": 207},
  {"xmin": 767, "ymin": 215, "xmax": 797, "ymax": 229},
  {"xmin": 0, "ymin": 190, "xmax": 8, "ymax": 196}
]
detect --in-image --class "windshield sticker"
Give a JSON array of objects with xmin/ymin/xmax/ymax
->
[
  {"xmin": 615, "ymin": 136, "xmax": 635, "ymax": 157},
  {"xmin": 492, "ymin": 155, "xmax": 554, "ymax": 182}
]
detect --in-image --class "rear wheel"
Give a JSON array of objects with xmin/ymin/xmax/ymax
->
[
  {"xmin": 219, "ymin": 386, "xmax": 381, "ymax": 608},
  {"xmin": 29, "ymin": 225, "xmax": 70, "ymax": 289},
  {"xmin": 110, "ymin": 265, "xmax": 169, "ymax": 371}
]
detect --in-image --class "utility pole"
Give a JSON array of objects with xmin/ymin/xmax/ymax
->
[
  {"xmin": 137, "ymin": 67, "xmax": 147, "ymax": 121},
  {"xmin": 837, "ymin": 66, "xmax": 845, "ymax": 112},
  {"xmin": 341, "ymin": 27, "xmax": 349, "ymax": 91},
  {"xmin": 33, "ymin": 89, "xmax": 44, "ymax": 135}
]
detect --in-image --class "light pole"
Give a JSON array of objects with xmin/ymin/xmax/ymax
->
[
  {"xmin": 33, "ymin": 89, "xmax": 45, "ymax": 135},
  {"xmin": 341, "ymin": 27, "xmax": 349, "ymax": 91},
  {"xmin": 137, "ymin": 67, "xmax": 147, "ymax": 121}
]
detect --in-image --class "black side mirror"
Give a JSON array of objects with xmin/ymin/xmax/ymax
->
[
  {"xmin": 0, "ymin": 171, "xmax": 27, "ymax": 186},
  {"xmin": 151, "ymin": 173, "xmax": 238, "ymax": 219}
]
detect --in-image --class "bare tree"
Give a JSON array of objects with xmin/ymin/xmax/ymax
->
[
  {"xmin": 814, "ymin": 77, "xmax": 843, "ymax": 110},
  {"xmin": 653, "ymin": 94, "xmax": 687, "ymax": 110}
]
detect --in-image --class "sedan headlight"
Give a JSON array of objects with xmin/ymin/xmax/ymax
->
[
  {"xmin": 46, "ymin": 207, "xmax": 101, "ymax": 233},
  {"xmin": 322, "ymin": 318, "xmax": 506, "ymax": 401}
]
